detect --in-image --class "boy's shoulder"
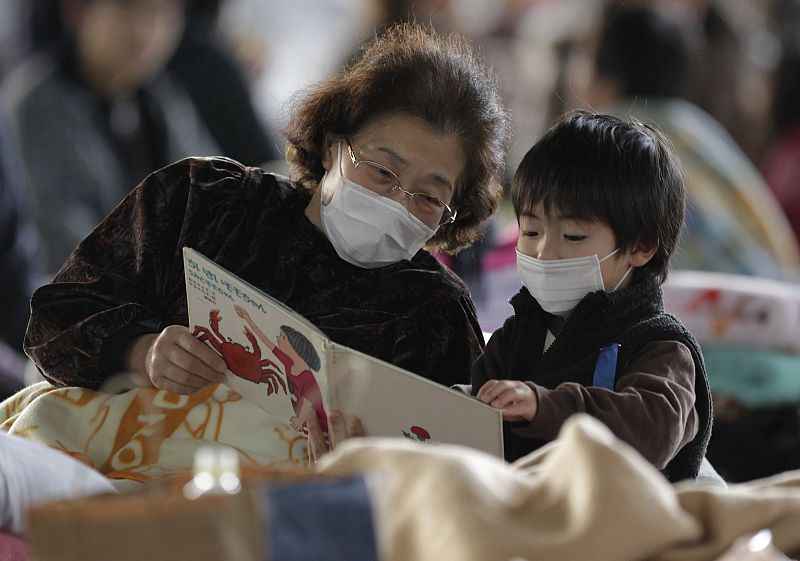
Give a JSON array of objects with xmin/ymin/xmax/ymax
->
[{"xmin": 616, "ymin": 311, "xmax": 702, "ymax": 361}]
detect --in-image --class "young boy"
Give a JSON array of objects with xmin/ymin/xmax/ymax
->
[{"xmin": 472, "ymin": 110, "xmax": 712, "ymax": 482}]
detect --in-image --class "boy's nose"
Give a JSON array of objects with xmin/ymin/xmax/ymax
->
[{"xmin": 536, "ymin": 237, "xmax": 558, "ymax": 260}]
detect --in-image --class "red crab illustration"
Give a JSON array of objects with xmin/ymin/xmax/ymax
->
[{"xmin": 193, "ymin": 309, "xmax": 287, "ymax": 396}]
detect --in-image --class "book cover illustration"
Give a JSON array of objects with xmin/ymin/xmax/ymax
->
[
  {"xmin": 185, "ymin": 249, "xmax": 329, "ymax": 436},
  {"xmin": 183, "ymin": 247, "xmax": 503, "ymax": 457}
]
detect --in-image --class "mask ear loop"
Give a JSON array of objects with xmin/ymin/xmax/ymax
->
[
  {"xmin": 611, "ymin": 266, "xmax": 633, "ymax": 291},
  {"xmin": 320, "ymin": 141, "xmax": 345, "ymax": 206},
  {"xmin": 336, "ymin": 140, "xmax": 346, "ymax": 176},
  {"xmin": 600, "ymin": 248, "xmax": 631, "ymax": 292},
  {"xmin": 598, "ymin": 247, "xmax": 621, "ymax": 263}
]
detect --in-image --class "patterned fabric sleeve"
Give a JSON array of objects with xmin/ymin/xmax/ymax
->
[
  {"xmin": 24, "ymin": 155, "xmax": 486, "ymax": 391},
  {"xmin": 416, "ymin": 291, "xmax": 485, "ymax": 387},
  {"xmin": 23, "ymin": 158, "xmax": 249, "ymax": 389}
]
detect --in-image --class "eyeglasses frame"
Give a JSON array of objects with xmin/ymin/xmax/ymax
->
[{"xmin": 343, "ymin": 137, "xmax": 457, "ymax": 226}]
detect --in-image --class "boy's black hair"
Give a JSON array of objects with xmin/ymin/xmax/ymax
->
[
  {"xmin": 511, "ymin": 110, "xmax": 685, "ymax": 284},
  {"xmin": 280, "ymin": 325, "xmax": 321, "ymax": 372}
]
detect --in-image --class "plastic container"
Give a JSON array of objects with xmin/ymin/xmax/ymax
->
[{"xmin": 183, "ymin": 445, "xmax": 242, "ymax": 500}]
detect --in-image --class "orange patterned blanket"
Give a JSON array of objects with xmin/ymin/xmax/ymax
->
[{"xmin": 0, "ymin": 382, "xmax": 306, "ymax": 482}]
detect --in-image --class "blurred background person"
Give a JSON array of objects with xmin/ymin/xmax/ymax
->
[
  {"xmin": 761, "ymin": 0, "xmax": 800, "ymax": 243},
  {"xmin": 167, "ymin": 0, "xmax": 281, "ymax": 167},
  {"xmin": 682, "ymin": 0, "xmax": 778, "ymax": 165},
  {"xmin": 0, "ymin": 1, "xmax": 33, "ymax": 77},
  {"xmin": 0, "ymin": 0, "xmax": 219, "ymax": 275},
  {"xmin": 0, "ymin": 114, "xmax": 42, "ymax": 399},
  {"xmin": 566, "ymin": 3, "xmax": 800, "ymax": 281},
  {"xmin": 220, "ymin": 0, "xmax": 376, "ymax": 139}
]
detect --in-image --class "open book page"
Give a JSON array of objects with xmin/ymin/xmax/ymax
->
[
  {"xmin": 183, "ymin": 248, "xmax": 331, "ymax": 434},
  {"xmin": 184, "ymin": 247, "xmax": 503, "ymax": 456},
  {"xmin": 327, "ymin": 344, "xmax": 504, "ymax": 457}
]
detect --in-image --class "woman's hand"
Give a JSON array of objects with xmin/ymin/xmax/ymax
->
[
  {"xmin": 306, "ymin": 411, "xmax": 364, "ymax": 466},
  {"xmin": 476, "ymin": 379, "xmax": 539, "ymax": 422},
  {"xmin": 125, "ymin": 326, "xmax": 227, "ymax": 394}
]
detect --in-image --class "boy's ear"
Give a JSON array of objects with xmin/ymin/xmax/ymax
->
[{"xmin": 627, "ymin": 240, "xmax": 658, "ymax": 268}]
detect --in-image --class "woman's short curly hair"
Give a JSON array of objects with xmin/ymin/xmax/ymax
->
[{"xmin": 283, "ymin": 23, "xmax": 511, "ymax": 253}]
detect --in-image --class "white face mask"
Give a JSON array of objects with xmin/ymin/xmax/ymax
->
[
  {"xmin": 319, "ymin": 144, "xmax": 437, "ymax": 269},
  {"xmin": 516, "ymin": 248, "xmax": 632, "ymax": 316}
]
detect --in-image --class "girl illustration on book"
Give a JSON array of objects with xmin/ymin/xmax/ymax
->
[{"xmin": 234, "ymin": 305, "xmax": 328, "ymax": 434}]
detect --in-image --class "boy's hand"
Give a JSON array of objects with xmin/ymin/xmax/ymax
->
[
  {"xmin": 307, "ymin": 411, "xmax": 364, "ymax": 467},
  {"xmin": 476, "ymin": 380, "xmax": 538, "ymax": 422}
]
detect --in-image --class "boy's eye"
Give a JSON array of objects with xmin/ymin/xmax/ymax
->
[
  {"xmin": 521, "ymin": 230, "xmax": 539, "ymax": 237},
  {"xmin": 564, "ymin": 235, "xmax": 587, "ymax": 242}
]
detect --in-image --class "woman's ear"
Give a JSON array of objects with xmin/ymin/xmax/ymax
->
[
  {"xmin": 627, "ymin": 240, "xmax": 659, "ymax": 268},
  {"xmin": 321, "ymin": 133, "xmax": 336, "ymax": 172}
]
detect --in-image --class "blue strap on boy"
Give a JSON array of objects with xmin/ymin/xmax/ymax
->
[{"xmin": 592, "ymin": 343, "xmax": 620, "ymax": 390}]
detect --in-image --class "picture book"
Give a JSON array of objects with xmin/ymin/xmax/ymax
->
[{"xmin": 183, "ymin": 247, "xmax": 504, "ymax": 457}]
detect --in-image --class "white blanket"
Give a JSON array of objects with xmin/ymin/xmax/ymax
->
[{"xmin": 0, "ymin": 432, "xmax": 117, "ymax": 534}]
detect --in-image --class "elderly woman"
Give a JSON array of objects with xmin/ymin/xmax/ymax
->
[{"xmin": 24, "ymin": 25, "xmax": 510, "ymax": 409}]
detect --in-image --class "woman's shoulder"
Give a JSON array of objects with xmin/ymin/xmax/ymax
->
[
  {"xmin": 149, "ymin": 156, "xmax": 306, "ymax": 205},
  {"xmin": 407, "ymin": 252, "xmax": 472, "ymax": 298}
]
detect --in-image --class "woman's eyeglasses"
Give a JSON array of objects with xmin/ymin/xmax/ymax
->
[{"xmin": 343, "ymin": 138, "xmax": 457, "ymax": 227}]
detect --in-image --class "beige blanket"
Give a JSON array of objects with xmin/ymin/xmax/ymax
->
[
  {"xmin": 3, "ymin": 384, "xmax": 799, "ymax": 560},
  {"xmin": 318, "ymin": 415, "xmax": 800, "ymax": 561},
  {"xmin": 0, "ymin": 382, "xmax": 302, "ymax": 482}
]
